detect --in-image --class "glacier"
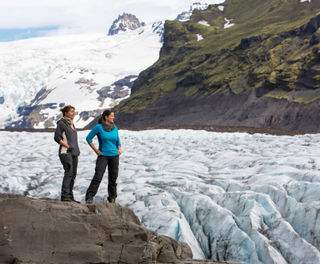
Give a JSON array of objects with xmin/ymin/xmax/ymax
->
[
  {"xmin": 0, "ymin": 25, "xmax": 162, "ymax": 129},
  {"xmin": 0, "ymin": 129, "xmax": 319, "ymax": 263}
]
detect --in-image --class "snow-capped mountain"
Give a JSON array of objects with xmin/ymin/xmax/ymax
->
[
  {"xmin": 0, "ymin": 2, "xmax": 221, "ymax": 130},
  {"xmin": 0, "ymin": 22, "xmax": 162, "ymax": 129},
  {"xmin": 108, "ymin": 13, "xmax": 146, "ymax": 36}
]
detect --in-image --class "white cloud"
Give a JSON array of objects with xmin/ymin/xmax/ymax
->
[{"xmin": 0, "ymin": 0, "xmax": 225, "ymax": 34}]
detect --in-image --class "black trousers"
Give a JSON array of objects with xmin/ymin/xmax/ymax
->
[
  {"xmin": 86, "ymin": 155, "xmax": 119, "ymax": 201},
  {"xmin": 59, "ymin": 154, "xmax": 78, "ymax": 199}
]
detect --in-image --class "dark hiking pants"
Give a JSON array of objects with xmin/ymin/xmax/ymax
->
[
  {"xmin": 86, "ymin": 155, "xmax": 119, "ymax": 201},
  {"xmin": 59, "ymin": 154, "xmax": 78, "ymax": 199}
]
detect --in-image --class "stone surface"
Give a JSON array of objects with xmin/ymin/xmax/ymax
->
[
  {"xmin": 0, "ymin": 194, "xmax": 194, "ymax": 264},
  {"xmin": 97, "ymin": 89, "xmax": 320, "ymax": 134}
]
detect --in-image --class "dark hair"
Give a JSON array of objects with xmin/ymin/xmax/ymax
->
[
  {"xmin": 60, "ymin": 105, "xmax": 75, "ymax": 116},
  {"xmin": 98, "ymin": 109, "xmax": 114, "ymax": 124}
]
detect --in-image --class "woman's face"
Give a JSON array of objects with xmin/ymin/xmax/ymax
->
[
  {"xmin": 65, "ymin": 108, "xmax": 75, "ymax": 120},
  {"xmin": 105, "ymin": 112, "xmax": 115, "ymax": 123}
]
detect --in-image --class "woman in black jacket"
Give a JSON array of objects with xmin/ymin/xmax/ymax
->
[{"xmin": 54, "ymin": 105, "xmax": 80, "ymax": 203}]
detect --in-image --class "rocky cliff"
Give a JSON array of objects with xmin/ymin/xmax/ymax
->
[
  {"xmin": 0, "ymin": 194, "xmax": 237, "ymax": 264},
  {"xmin": 108, "ymin": 13, "xmax": 146, "ymax": 36},
  {"xmin": 104, "ymin": 0, "xmax": 320, "ymax": 133}
]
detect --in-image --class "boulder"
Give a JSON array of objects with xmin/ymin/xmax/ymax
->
[{"xmin": 0, "ymin": 194, "xmax": 193, "ymax": 264}]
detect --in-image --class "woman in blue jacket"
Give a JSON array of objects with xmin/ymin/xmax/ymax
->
[{"xmin": 85, "ymin": 109, "xmax": 121, "ymax": 203}]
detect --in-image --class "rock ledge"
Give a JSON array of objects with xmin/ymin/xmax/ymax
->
[{"xmin": 0, "ymin": 194, "xmax": 239, "ymax": 264}]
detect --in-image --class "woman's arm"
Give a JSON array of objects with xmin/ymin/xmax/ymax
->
[
  {"xmin": 116, "ymin": 128, "xmax": 122, "ymax": 155},
  {"xmin": 117, "ymin": 146, "xmax": 122, "ymax": 156},
  {"xmin": 86, "ymin": 125, "xmax": 100, "ymax": 155},
  {"xmin": 59, "ymin": 140, "xmax": 70, "ymax": 149},
  {"xmin": 89, "ymin": 142, "xmax": 101, "ymax": 156},
  {"xmin": 54, "ymin": 123, "xmax": 70, "ymax": 149}
]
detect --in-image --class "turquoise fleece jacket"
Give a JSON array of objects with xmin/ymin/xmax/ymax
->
[{"xmin": 86, "ymin": 124, "xmax": 121, "ymax": 156}]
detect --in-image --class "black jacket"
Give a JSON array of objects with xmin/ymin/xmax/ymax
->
[{"xmin": 54, "ymin": 119, "xmax": 80, "ymax": 156}]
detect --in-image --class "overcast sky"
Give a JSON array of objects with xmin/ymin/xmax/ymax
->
[{"xmin": 0, "ymin": 0, "xmax": 225, "ymax": 34}]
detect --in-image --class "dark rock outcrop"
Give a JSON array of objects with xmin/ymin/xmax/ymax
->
[
  {"xmin": 0, "ymin": 194, "xmax": 193, "ymax": 264},
  {"xmin": 302, "ymin": 14, "xmax": 320, "ymax": 35},
  {"xmin": 152, "ymin": 21, "xmax": 165, "ymax": 42},
  {"xmin": 113, "ymin": 90, "xmax": 320, "ymax": 134},
  {"xmin": 108, "ymin": 13, "xmax": 145, "ymax": 36},
  {"xmin": 235, "ymin": 36, "xmax": 262, "ymax": 50},
  {"xmin": 97, "ymin": 75, "xmax": 137, "ymax": 105},
  {"xmin": 5, "ymin": 103, "xmax": 58, "ymax": 129}
]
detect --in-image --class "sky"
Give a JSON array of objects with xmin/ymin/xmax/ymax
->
[{"xmin": 0, "ymin": 0, "xmax": 225, "ymax": 41}]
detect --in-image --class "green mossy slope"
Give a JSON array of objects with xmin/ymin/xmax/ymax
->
[{"xmin": 116, "ymin": 0, "xmax": 320, "ymax": 115}]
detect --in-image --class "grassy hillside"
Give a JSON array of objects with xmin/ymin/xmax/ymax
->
[{"xmin": 116, "ymin": 0, "xmax": 320, "ymax": 115}]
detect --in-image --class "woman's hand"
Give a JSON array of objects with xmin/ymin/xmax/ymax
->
[
  {"xmin": 59, "ymin": 140, "xmax": 70, "ymax": 149},
  {"xmin": 89, "ymin": 142, "xmax": 101, "ymax": 156},
  {"xmin": 118, "ymin": 147, "xmax": 122, "ymax": 156}
]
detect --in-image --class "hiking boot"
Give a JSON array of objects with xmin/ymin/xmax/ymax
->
[
  {"xmin": 86, "ymin": 198, "xmax": 93, "ymax": 204},
  {"xmin": 61, "ymin": 197, "xmax": 73, "ymax": 202},
  {"xmin": 72, "ymin": 198, "xmax": 81, "ymax": 204},
  {"xmin": 108, "ymin": 198, "xmax": 116, "ymax": 203}
]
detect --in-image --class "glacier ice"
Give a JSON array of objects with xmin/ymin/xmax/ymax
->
[{"xmin": 0, "ymin": 129, "xmax": 320, "ymax": 263}]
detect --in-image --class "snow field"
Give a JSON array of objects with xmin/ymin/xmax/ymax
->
[{"xmin": 0, "ymin": 27, "xmax": 162, "ymax": 128}]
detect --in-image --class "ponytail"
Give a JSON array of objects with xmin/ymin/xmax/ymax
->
[
  {"xmin": 60, "ymin": 105, "xmax": 75, "ymax": 116},
  {"xmin": 98, "ymin": 109, "xmax": 114, "ymax": 124}
]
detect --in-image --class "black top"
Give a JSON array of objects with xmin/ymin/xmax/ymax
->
[{"xmin": 54, "ymin": 119, "xmax": 80, "ymax": 156}]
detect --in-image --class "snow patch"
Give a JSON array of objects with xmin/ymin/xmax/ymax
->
[
  {"xmin": 198, "ymin": 20, "xmax": 211, "ymax": 27},
  {"xmin": 224, "ymin": 18, "xmax": 235, "ymax": 29},
  {"xmin": 197, "ymin": 34, "xmax": 204, "ymax": 41}
]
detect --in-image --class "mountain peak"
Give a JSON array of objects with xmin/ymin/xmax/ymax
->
[
  {"xmin": 176, "ymin": 2, "xmax": 210, "ymax": 22},
  {"xmin": 108, "ymin": 13, "xmax": 146, "ymax": 36}
]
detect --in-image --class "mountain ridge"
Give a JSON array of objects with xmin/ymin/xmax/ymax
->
[{"xmin": 105, "ymin": 0, "xmax": 320, "ymax": 133}]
